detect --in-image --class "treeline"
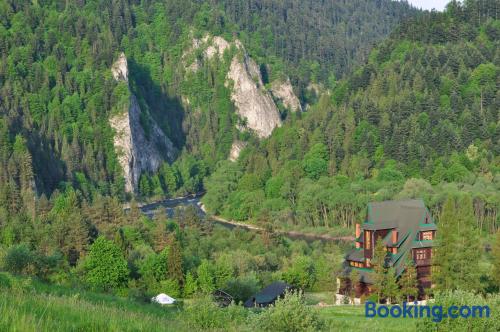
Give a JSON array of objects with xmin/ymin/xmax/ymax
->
[
  {"xmin": 0, "ymin": 188, "xmax": 341, "ymax": 303},
  {"xmin": 203, "ymin": 1, "xmax": 500, "ymax": 234}
]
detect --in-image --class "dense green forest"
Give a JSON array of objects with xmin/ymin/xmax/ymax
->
[
  {"xmin": 203, "ymin": 0, "xmax": 500, "ymax": 236},
  {"xmin": 0, "ymin": 0, "xmax": 499, "ymax": 330},
  {"xmin": 0, "ymin": 0, "xmax": 422, "ymax": 254},
  {"xmin": 208, "ymin": 0, "xmax": 419, "ymax": 94},
  {"xmin": 0, "ymin": 0, "xmax": 415, "ymax": 200}
]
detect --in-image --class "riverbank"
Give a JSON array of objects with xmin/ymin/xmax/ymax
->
[
  {"xmin": 202, "ymin": 204, "xmax": 354, "ymax": 243},
  {"xmin": 130, "ymin": 195, "xmax": 354, "ymax": 243}
]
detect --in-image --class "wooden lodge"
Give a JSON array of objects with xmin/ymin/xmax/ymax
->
[{"xmin": 340, "ymin": 199, "xmax": 436, "ymax": 299}]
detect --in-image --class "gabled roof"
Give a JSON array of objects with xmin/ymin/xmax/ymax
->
[
  {"xmin": 244, "ymin": 282, "xmax": 294, "ymax": 308},
  {"xmin": 344, "ymin": 198, "xmax": 436, "ymax": 281}
]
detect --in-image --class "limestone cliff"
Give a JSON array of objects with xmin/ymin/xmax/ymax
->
[
  {"xmin": 270, "ymin": 78, "xmax": 302, "ymax": 112},
  {"xmin": 185, "ymin": 35, "xmax": 282, "ymax": 140},
  {"xmin": 226, "ymin": 54, "xmax": 282, "ymax": 138},
  {"xmin": 110, "ymin": 53, "xmax": 176, "ymax": 192}
]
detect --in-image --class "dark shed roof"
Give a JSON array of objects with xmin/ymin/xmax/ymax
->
[{"xmin": 244, "ymin": 282, "xmax": 294, "ymax": 308}]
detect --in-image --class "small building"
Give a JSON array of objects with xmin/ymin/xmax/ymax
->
[
  {"xmin": 244, "ymin": 281, "xmax": 295, "ymax": 308},
  {"xmin": 340, "ymin": 199, "xmax": 436, "ymax": 299},
  {"xmin": 213, "ymin": 289, "xmax": 233, "ymax": 307}
]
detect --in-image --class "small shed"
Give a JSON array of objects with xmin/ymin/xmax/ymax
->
[
  {"xmin": 244, "ymin": 281, "xmax": 295, "ymax": 308},
  {"xmin": 213, "ymin": 289, "xmax": 233, "ymax": 307},
  {"xmin": 151, "ymin": 293, "xmax": 176, "ymax": 305}
]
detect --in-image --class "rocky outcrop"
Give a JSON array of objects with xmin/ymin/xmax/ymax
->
[
  {"xmin": 184, "ymin": 36, "xmax": 235, "ymax": 72},
  {"xmin": 270, "ymin": 78, "xmax": 302, "ymax": 112},
  {"xmin": 110, "ymin": 53, "xmax": 176, "ymax": 192},
  {"xmin": 204, "ymin": 36, "xmax": 231, "ymax": 60},
  {"xmin": 185, "ymin": 35, "xmax": 282, "ymax": 138},
  {"xmin": 229, "ymin": 140, "xmax": 247, "ymax": 162},
  {"xmin": 226, "ymin": 54, "xmax": 282, "ymax": 138},
  {"xmin": 112, "ymin": 53, "xmax": 128, "ymax": 81}
]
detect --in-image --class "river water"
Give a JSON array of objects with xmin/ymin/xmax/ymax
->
[{"xmin": 134, "ymin": 194, "xmax": 353, "ymax": 245}]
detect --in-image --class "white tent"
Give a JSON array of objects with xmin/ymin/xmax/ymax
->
[{"xmin": 151, "ymin": 293, "xmax": 176, "ymax": 305}]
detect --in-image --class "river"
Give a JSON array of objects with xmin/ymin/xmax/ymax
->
[{"xmin": 133, "ymin": 194, "xmax": 354, "ymax": 244}]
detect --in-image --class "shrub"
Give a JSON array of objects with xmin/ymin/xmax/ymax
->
[
  {"xmin": 3, "ymin": 245, "xmax": 33, "ymax": 275},
  {"xmin": 223, "ymin": 273, "xmax": 260, "ymax": 304},
  {"xmin": 83, "ymin": 237, "xmax": 129, "ymax": 290},
  {"xmin": 416, "ymin": 290, "xmax": 500, "ymax": 331},
  {"xmin": 181, "ymin": 296, "xmax": 224, "ymax": 330},
  {"xmin": 255, "ymin": 291, "xmax": 326, "ymax": 331},
  {"xmin": 181, "ymin": 296, "xmax": 248, "ymax": 330}
]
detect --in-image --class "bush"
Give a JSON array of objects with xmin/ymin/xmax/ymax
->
[
  {"xmin": 416, "ymin": 290, "xmax": 500, "ymax": 331},
  {"xmin": 223, "ymin": 274, "xmax": 260, "ymax": 304},
  {"xmin": 83, "ymin": 237, "xmax": 129, "ymax": 290},
  {"xmin": 3, "ymin": 245, "xmax": 33, "ymax": 275},
  {"xmin": 181, "ymin": 296, "xmax": 247, "ymax": 330},
  {"xmin": 255, "ymin": 291, "xmax": 326, "ymax": 331}
]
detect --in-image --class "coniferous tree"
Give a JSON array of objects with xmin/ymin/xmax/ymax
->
[
  {"xmin": 348, "ymin": 268, "xmax": 361, "ymax": 303},
  {"xmin": 384, "ymin": 267, "xmax": 400, "ymax": 304},
  {"xmin": 433, "ymin": 197, "xmax": 457, "ymax": 291},
  {"xmin": 398, "ymin": 256, "xmax": 419, "ymax": 302},
  {"xmin": 184, "ymin": 271, "xmax": 198, "ymax": 297},
  {"xmin": 167, "ymin": 235, "xmax": 184, "ymax": 285},
  {"xmin": 434, "ymin": 195, "xmax": 482, "ymax": 292},
  {"xmin": 455, "ymin": 195, "xmax": 481, "ymax": 291},
  {"xmin": 371, "ymin": 237, "xmax": 387, "ymax": 303}
]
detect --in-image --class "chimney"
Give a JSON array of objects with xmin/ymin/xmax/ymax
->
[
  {"xmin": 391, "ymin": 229, "xmax": 398, "ymax": 244},
  {"xmin": 355, "ymin": 223, "xmax": 361, "ymax": 248}
]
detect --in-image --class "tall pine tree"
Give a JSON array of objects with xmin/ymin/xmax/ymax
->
[
  {"xmin": 371, "ymin": 237, "xmax": 387, "ymax": 303},
  {"xmin": 398, "ymin": 256, "xmax": 418, "ymax": 302}
]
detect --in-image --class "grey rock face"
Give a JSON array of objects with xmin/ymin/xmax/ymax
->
[
  {"xmin": 270, "ymin": 78, "xmax": 302, "ymax": 112},
  {"xmin": 226, "ymin": 54, "xmax": 282, "ymax": 138},
  {"xmin": 185, "ymin": 35, "xmax": 282, "ymax": 139},
  {"xmin": 109, "ymin": 54, "xmax": 176, "ymax": 192}
]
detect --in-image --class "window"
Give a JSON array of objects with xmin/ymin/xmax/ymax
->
[
  {"xmin": 422, "ymin": 231, "xmax": 433, "ymax": 240},
  {"xmin": 365, "ymin": 231, "xmax": 371, "ymax": 249},
  {"xmin": 415, "ymin": 249, "xmax": 427, "ymax": 260},
  {"xmin": 350, "ymin": 261, "xmax": 363, "ymax": 268}
]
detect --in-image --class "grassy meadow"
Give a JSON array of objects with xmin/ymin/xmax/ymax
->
[{"xmin": 0, "ymin": 274, "xmax": 418, "ymax": 332}]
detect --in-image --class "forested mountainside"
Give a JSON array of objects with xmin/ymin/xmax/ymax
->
[
  {"xmin": 207, "ymin": 0, "xmax": 419, "ymax": 93},
  {"xmin": 203, "ymin": 1, "xmax": 500, "ymax": 234},
  {"xmin": 0, "ymin": 1, "xmax": 499, "ymax": 330},
  {"xmin": 0, "ymin": 0, "xmax": 417, "ymax": 283},
  {"xmin": 0, "ymin": 0, "xmax": 415, "ymax": 201}
]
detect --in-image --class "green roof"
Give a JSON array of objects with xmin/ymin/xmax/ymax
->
[
  {"xmin": 346, "ymin": 248, "xmax": 365, "ymax": 262},
  {"xmin": 345, "ymin": 198, "xmax": 436, "ymax": 282}
]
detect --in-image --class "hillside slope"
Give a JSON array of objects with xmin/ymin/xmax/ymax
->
[
  {"xmin": 203, "ymin": 1, "xmax": 500, "ymax": 233},
  {"xmin": 0, "ymin": 0, "xmax": 417, "ymax": 200}
]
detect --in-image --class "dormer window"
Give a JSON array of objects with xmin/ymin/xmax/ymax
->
[{"xmin": 421, "ymin": 231, "xmax": 433, "ymax": 240}]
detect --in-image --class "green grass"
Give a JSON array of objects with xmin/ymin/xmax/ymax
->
[
  {"xmin": 304, "ymin": 291, "xmax": 336, "ymax": 305},
  {"xmin": 0, "ymin": 273, "xmax": 182, "ymax": 332},
  {"xmin": 318, "ymin": 305, "xmax": 417, "ymax": 331},
  {"xmin": 0, "ymin": 274, "xmax": 418, "ymax": 332}
]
